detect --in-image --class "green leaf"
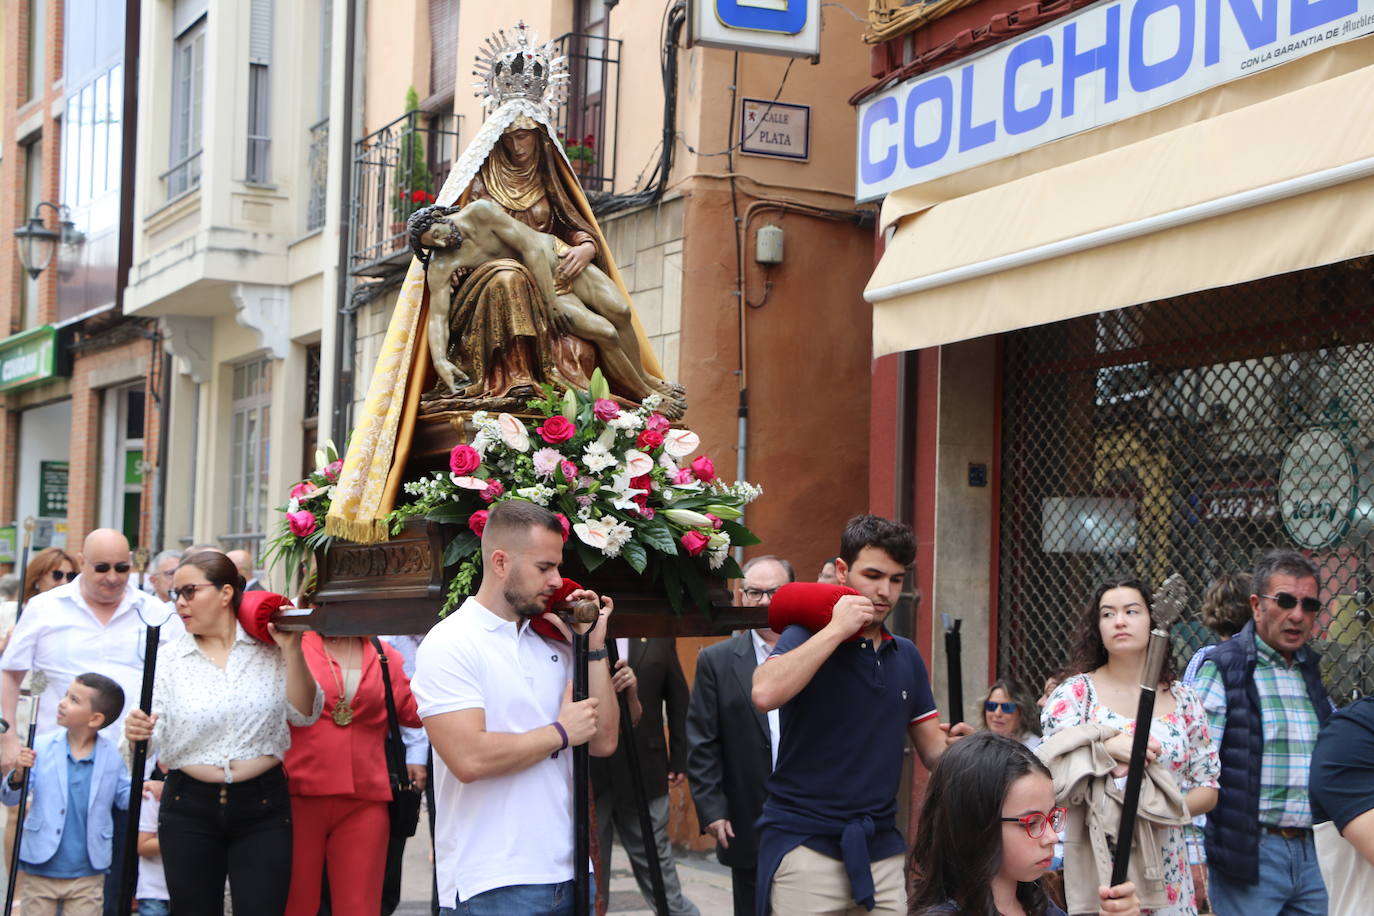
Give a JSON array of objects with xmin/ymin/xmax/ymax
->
[
  {"xmin": 679, "ymin": 559, "xmax": 713, "ymax": 614},
  {"xmin": 574, "ymin": 538, "xmax": 608, "ymax": 573},
  {"xmin": 720, "ymin": 520, "xmax": 761, "ymax": 546},
  {"xmin": 425, "ymin": 504, "xmax": 470, "ymax": 524},
  {"xmin": 621, "ymin": 539, "xmax": 647, "ymax": 574},
  {"xmin": 719, "ymin": 556, "xmax": 743, "ymax": 579},
  {"xmin": 660, "ymin": 559, "xmax": 685, "ymax": 615},
  {"xmin": 638, "ymin": 518, "xmax": 679, "ymax": 555},
  {"xmin": 442, "ymin": 530, "xmax": 480, "ymax": 567}
]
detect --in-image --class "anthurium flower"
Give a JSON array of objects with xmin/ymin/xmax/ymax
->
[
  {"xmin": 498, "ymin": 413, "xmax": 530, "ymax": 452},
  {"xmin": 623, "ymin": 450, "xmax": 654, "ymax": 478},
  {"xmin": 662, "ymin": 429, "xmax": 700, "ymax": 459}
]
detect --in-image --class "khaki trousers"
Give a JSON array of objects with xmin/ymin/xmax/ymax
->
[
  {"xmin": 768, "ymin": 845, "xmax": 906, "ymax": 915},
  {"xmin": 19, "ymin": 872, "xmax": 104, "ymax": 916}
]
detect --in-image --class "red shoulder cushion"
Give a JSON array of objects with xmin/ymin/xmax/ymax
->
[
  {"xmin": 768, "ymin": 582, "xmax": 862, "ymax": 642},
  {"xmin": 529, "ymin": 578, "xmax": 585, "ymax": 643},
  {"xmin": 237, "ymin": 591, "xmax": 293, "ymax": 644}
]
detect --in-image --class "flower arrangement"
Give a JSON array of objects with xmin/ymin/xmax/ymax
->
[
  {"xmin": 558, "ymin": 131, "xmax": 596, "ymax": 167},
  {"xmin": 389, "ymin": 370, "xmax": 762, "ymax": 616},
  {"xmin": 262, "ymin": 441, "xmax": 342, "ymax": 598}
]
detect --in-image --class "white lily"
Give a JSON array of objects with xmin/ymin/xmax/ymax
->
[{"xmin": 663, "ymin": 508, "xmax": 713, "ymax": 528}]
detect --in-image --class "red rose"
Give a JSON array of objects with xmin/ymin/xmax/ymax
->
[
  {"xmin": 480, "ymin": 479, "xmax": 504, "ymax": 502},
  {"xmin": 680, "ymin": 530, "xmax": 710, "ymax": 556},
  {"xmin": 636, "ymin": 429, "xmax": 664, "ymax": 450},
  {"xmin": 468, "ymin": 510, "xmax": 490, "ymax": 538},
  {"xmin": 538, "ymin": 416, "xmax": 577, "ymax": 444},
  {"xmin": 556, "ymin": 513, "xmax": 570, "ymax": 542},
  {"xmin": 449, "ymin": 444, "xmax": 481, "ymax": 476},
  {"xmin": 690, "ymin": 455, "xmax": 716, "ymax": 482},
  {"xmin": 287, "ymin": 510, "xmax": 317, "ymax": 537}
]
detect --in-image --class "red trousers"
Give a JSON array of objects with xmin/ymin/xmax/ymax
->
[{"xmin": 284, "ymin": 795, "xmax": 390, "ymax": 916}]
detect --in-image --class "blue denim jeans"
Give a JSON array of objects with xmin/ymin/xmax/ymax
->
[
  {"xmin": 1208, "ymin": 830, "xmax": 1328, "ymax": 916},
  {"xmin": 137, "ymin": 900, "xmax": 172, "ymax": 916},
  {"xmin": 441, "ymin": 877, "xmax": 594, "ymax": 916}
]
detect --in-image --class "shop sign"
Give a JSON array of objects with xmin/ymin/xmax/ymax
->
[
  {"xmin": 0, "ymin": 527, "xmax": 14, "ymax": 565},
  {"xmin": 39, "ymin": 461, "xmax": 69, "ymax": 518},
  {"xmin": 690, "ymin": 0, "xmax": 822, "ymax": 59},
  {"xmin": 1196, "ymin": 480, "xmax": 1278, "ymax": 522},
  {"xmin": 740, "ymin": 99, "xmax": 810, "ymax": 160},
  {"xmin": 0, "ymin": 326, "xmax": 59, "ymax": 392},
  {"xmin": 856, "ymin": 0, "xmax": 1374, "ymax": 201},
  {"xmin": 1279, "ymin": 428, "xmax": 1355, "ymax": 549}
]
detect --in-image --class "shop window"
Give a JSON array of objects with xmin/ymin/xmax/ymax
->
[{"xmin": 228, "ymin": 358, "xmax": 273, "ymax": 546}]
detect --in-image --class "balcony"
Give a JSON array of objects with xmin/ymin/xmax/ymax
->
[
  {"xmin": 554, "ymin": 32, "xmax": 622, "ymax": 194},
  {"xmin": 350, "ymin": 111, "xmax": 460, "ymax": 276}
]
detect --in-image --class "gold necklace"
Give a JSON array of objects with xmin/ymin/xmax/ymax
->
[{"xmin": 323, "ymin": 638, "xmax": 355, "ymax": 727}]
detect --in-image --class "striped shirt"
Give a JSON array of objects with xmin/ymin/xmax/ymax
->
[{"xmin": 1194, "ymin": 632, "xmax": 1321, "ymax": 828}]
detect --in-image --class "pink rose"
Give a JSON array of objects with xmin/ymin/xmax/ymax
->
[
  {"xmin": 480, "ymin": 479, "xmax": 504, "ymax": 502},
  {"xmin": 538, "ymin": 416, "xmax": 577, "ymax": 444},
  {"xmin": 673, "ymin": 468, "xmax": 696, "ymax": 485},
  {"xmin": 680, "ymin": 530, "xmax": 710, "ymax": 556},
  {"xmin": 638, "ymin": 506, "xmax": 656, "ymax": 520},
  {"xmin": 690, "ymin": 455, "xmax": 716, "ymax": 482},
  {"xmin": 646, "ymin": 413, "xmax": 670, "ymax": 433},
  {"xmin": 636, "ymin": 429, "xmax": 665, "ymax": 451},
  {"xmin": 323, "ymin": 460, "xmax": 343, "ymax": 481},
  {"xmin": 556, "ymin": 513, "xmax": 570, "ymax": 542},
  {"xmin": 705, "ymin": 513, "xmax": 724, "ymax": 530},
  {"xmin": 449, "ymin": 444, "xmax": 481, "ymax": 476},
  {"xmin": 468, "ymin": 510, "xmax": 490, "ymax": 537},
  {"xmin": 287, "ymin": 510, "xmax": 317, "ymax": 537},
  {"xmin": 290, "ymin": 480, "xmax": 318, "ymax": 500},
  {"xmin": 560, "ymin": 460, "xmax": 578, "ymax": 482},
  {"xmin": 593, "ymin": 399, "xmax": 620, "ymax": 421}
]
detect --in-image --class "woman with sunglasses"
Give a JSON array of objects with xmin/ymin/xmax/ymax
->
[
  {"xmin": 909, "ymin": 732, "xmax": 1139, "ymax": 916},
  {"xmin": 20, "ymin": 547, "xmax": 78, "ymax": 605},
  {"xmin": 981, "ymin": 679, "xmax": 1042, "ymax": 750},
  {"xmin": 123, "ymin": 550, "xmax": 322, "ymax": 914},
  {"xmin": 1040, "ymin": 577, "xmax": 1220, "ymax": 916}
]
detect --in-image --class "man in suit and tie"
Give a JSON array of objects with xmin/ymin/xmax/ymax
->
[
  {"xmin": 686, "ymin": 555, "xmax": 794, "ymax": 916},
  {"xmin": 592, "ymin": 636, "xmax": 699, "ymax": 915}
]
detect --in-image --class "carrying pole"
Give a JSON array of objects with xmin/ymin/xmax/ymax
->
[{"xmin": 4, "ymin": 695, "xmax": 39, "ymax": 915}]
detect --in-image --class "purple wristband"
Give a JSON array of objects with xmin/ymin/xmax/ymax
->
[{"xmin": 551, "ymin": 721, "xmax": 569, "ymax": 758}]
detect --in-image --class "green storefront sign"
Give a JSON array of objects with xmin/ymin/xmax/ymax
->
[{"xmin": 0, "ymin": 326, "xmax": 59, "ymax": 392}]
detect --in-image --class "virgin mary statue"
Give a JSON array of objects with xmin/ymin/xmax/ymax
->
[{"xmin": 326, "ymin": 23, "xmax": 680, "ymax": 543}]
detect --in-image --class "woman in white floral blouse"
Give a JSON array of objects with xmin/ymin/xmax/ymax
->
[{"xmin": 1040, "ymin": 577, "xmax": 1220, "ymax": 916}]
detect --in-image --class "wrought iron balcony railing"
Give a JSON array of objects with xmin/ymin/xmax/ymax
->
[
  {"xmin": 350, "ymin": 110, "xmax": 460, "ymax": 276},
  {"xmin": 554, "ymin": 32, "xmax": 621, "ymax": 194}
]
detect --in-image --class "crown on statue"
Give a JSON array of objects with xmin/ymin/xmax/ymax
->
[{"xmin": 472, "ymin": 22, "xmax": 569, "ymax": 115}]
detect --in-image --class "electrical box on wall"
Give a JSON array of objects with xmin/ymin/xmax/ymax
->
[{"xmin": 756, "ymin": 224, "xmax": 784, "ymax": 265}]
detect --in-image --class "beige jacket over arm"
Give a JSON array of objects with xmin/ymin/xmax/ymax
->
[{"xmin": 1037, "ymin": 723, "xmax": 1193, "ymax": 914}]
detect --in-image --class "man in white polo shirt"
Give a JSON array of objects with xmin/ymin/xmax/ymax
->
[{"xmin": 412, "ymin": 500, "xmax": 619, "ymax": 915}]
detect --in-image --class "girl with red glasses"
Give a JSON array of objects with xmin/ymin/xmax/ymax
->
[{"xmin": 909, "ymin": 732, "xmax": 1139, "ymax": 916}]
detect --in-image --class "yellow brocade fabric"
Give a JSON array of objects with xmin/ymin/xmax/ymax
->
[{"xmin": 325, "ymin": 134, "xmax": 663, "ymax": 544}]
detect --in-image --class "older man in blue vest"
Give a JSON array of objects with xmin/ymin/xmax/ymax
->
[{"xmin": 1193, "ymin": 549, "xmax": 1333, "ymax": 916}]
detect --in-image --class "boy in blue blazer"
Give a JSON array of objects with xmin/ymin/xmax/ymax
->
[{"xmin": 3, "ymin": 673, "xmax": 130, "ymax": 915}]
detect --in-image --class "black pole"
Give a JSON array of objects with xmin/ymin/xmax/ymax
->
[
  {"xmin": 1110, "ymin": 629, "xmax": 1169, "ymax": 886},
  {"xmin": 4, "ymin": 697, "xmax": 39, "ymax": 914},
  {"xmin": 116, "ymin": 622, "xmax": 161, "ymax": 916},
  {"xmin": 14, "ymin": 519, "xmax": 34, "ymax": 624},
  {"xmin": 572, "ymin": 629, "xmax": 590, "ymax": 916},
  {"xmin": 942, "ymin": 615, "xmax": 963, "ymax": 725},
  {"xmin": 604, "ymin": 639, "xmax": 669, "ymax": 914}
]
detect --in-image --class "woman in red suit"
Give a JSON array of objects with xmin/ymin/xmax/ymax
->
[{"xmin": 284, "ymin": 632, "xmax": 422, "ymax": 915}]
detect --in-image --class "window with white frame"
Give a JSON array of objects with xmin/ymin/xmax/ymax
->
[
  {"xmin": 167, "ymin": 16, "xmax": 205, "ymax": 199},
  {"xmin": 100, "ymin": 383, "xmax": 147, "ymax": 549},
  {"xmin": 246, "ymin": 0, "xmax": 272, "ymax": 184},
  {"xmin": 228, "ymin": 358, "xmax": 273, "ymax": 544}
]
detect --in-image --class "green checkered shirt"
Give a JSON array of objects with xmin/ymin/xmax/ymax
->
[{"xmin": 1194, "ymin": 631, "xmax": 1321, "ymax": 827}]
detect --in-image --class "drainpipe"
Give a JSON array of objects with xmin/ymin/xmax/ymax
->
[{"xmin": 330, "ymin": 0, "xmax": 359, "ymax": 446}]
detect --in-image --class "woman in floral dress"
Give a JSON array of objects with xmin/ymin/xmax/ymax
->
[{"xmin": 1041, "ymin": 577, "xmax": 1220, "ymax": 916}]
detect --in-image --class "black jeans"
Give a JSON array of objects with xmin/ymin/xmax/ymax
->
[{"xmin": 159, "ymin": 766, "xmax": 295, "ymax": 915}]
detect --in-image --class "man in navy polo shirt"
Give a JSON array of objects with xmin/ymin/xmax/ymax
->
[{"xmin": 752, "ymin": 515, "xmax": 970, "ymax": 915}]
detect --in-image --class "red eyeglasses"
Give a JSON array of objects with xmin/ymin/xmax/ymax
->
[{"xmin": 1000, "ymin": 807, "xmax": 1066, "ymax": 838}]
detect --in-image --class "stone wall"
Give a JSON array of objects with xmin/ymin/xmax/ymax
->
[{"xmin": 598, "ymin": 196, "xmax": 685, "ymax": 386}]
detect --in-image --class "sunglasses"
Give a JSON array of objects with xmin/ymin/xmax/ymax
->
[
  {"xmin": 91, "ymin": 562, "xmax": 131, "ymax": 574},
  {"xmin": 1261, "ymin": 592, "xmax": 1322, "ymax": 614},
  {"xmin": 984, "ymin": 701, "xmax": 1018, "ymax": 714},
  {"xmin": 49, "ymin": 570, "xmax": 78, "ymax": 583},
  {"xmin": 1001, "ymin": 807, "xmax": 1067, "ymax": 839},
  {"xmin": 169, "ymin": 583, "xmax": 216, "ymax": 602}
]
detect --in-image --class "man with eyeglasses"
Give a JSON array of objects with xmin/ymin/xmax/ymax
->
[
  {"xmin": 146, "ymin": 548, "xmax": 183, "ymax": 604},
  {"xmin": 1193, "ymin": 549, "xmax": 1333, "ymax": 915},
  {"xmin": 0, "ymin": 529, "xmax": 185, "ymax": 916},
  {"xmin": 686, "ymin": 555, "xmax": 795, "ymax": 916}
]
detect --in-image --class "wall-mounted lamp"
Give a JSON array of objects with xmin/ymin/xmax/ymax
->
[{"xmin": 13, "ymin": 201, "xmax": 84, "ymax": 281}]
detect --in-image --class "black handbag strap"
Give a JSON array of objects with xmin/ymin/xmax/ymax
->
[{"xmin": 370, "ymin": 637, "xmax": 413, "ymax": 791}]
